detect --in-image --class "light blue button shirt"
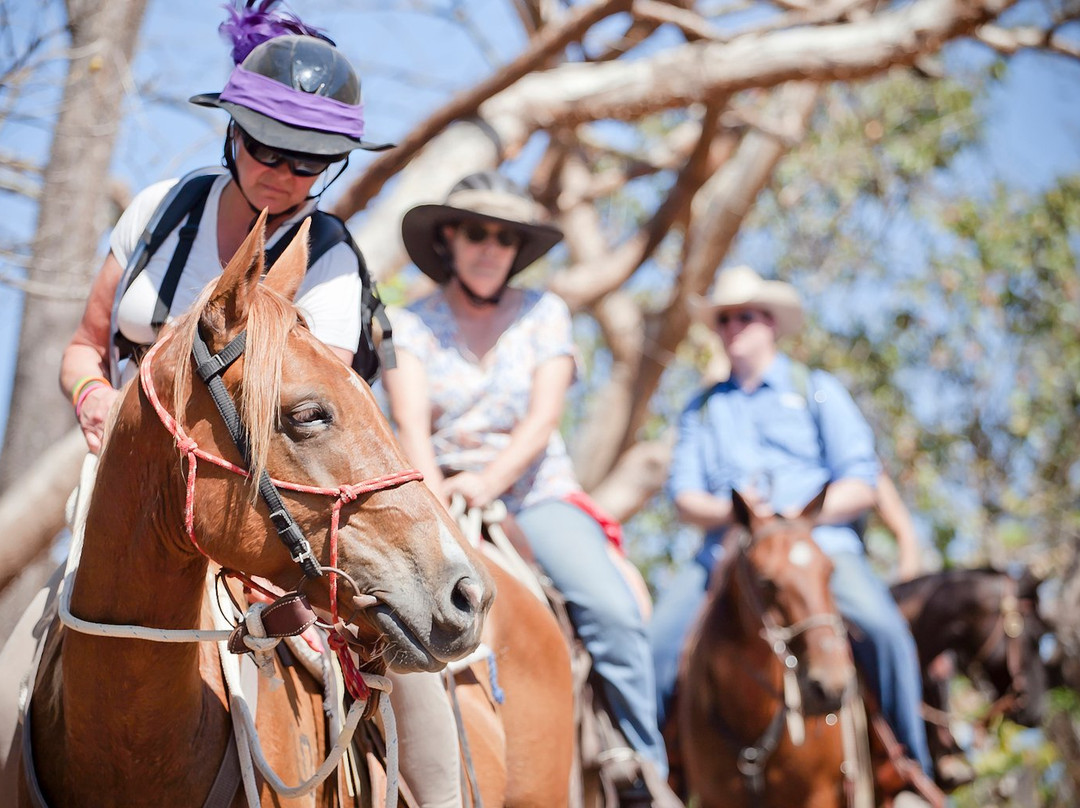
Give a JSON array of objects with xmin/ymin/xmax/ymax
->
[{"xmin": 668, "ymin": 353, "xmax": 880, "ymax": 556}]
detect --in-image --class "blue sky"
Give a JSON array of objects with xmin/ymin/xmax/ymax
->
[{"xmin": 1, "ymin": 1, "xmax": 1079, "ymax": 445}]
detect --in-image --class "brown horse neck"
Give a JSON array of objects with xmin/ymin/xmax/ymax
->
[{"xmin": 35, "ymin": 388, "xmax": 233, "ymax": 802}]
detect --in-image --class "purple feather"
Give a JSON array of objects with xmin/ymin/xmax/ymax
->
[{"xmin": 219, "ymin": 0, "xmax": 333, "ymax": 65}]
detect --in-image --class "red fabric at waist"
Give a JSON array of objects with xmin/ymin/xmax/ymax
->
[{"xmin": 563, "ymin": 490, "xmax": 623, "ymax": 553}]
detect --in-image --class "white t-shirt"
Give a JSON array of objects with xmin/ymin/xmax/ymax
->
[{"xmin": 110, "ymin": 173, "xmax": 363, "ymax": 353}]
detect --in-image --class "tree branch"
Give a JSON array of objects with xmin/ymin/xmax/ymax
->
[
  {"xmin": 480, "ymin": 0, "xmax": 1017, "ymax": 142},
  {"xmin": 975, "ymin": 22, "xmax": 1080, "ymax": 60},
  {"xmin": 330, "ymin": 0, "xmax": 632, "ymax": 221}
]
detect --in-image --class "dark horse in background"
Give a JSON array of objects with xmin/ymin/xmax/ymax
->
[{"xmin": 891, "ymin": 566, "xmax": 1053, "ymax": 790}]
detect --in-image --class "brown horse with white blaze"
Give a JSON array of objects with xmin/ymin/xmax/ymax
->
[
  {"xmin": 678, "ymin": 488, "xmax": 858, "ymax": 808},
  {"xmin": 17, "ymin": 213, "xmax": 495, "ymax": 807}
]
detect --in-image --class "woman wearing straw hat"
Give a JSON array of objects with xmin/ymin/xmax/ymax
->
[
  {"xmin": 649, "ymin": 265, "xmax": 933, "ymax": 782},
  {"xmin": 382, "ymin": 171, "xmax": 670, "ymax": 798}
]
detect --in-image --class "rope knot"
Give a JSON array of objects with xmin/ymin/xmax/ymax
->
[
  {"xmin": 338, "ymin": 485, "xmax": 360, "ymax": 504},
  {"xmin": 176, "ymin": 436, "xmax": 198, "ymax": 454}
]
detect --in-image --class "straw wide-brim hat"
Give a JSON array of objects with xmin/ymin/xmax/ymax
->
[
  {"xmin": 690, "ymin": 265, "xmax": 804, "ymax": 337},
  {"xmin": 401, "ymin": 186, "xmax": 563, "ymax": 284}
]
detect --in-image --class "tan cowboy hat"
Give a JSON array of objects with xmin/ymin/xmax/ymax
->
[
  {"xmin": 401, "ymin": 171, "xmax": 563, "ymax": 283},
  {"xmin": 690, "ymin": 265, "xmax": 804, "ymax": 337}
]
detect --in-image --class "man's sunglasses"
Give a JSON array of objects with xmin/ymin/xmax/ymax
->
[
  {"xmin": 237, "ymin": 128, "xmax": 337, "ymax": 177},
  {"xmin": 461, "ymin": 221, "xmax": 522, "ymax": 249},
  {"xmin": 716, "ymin": 310, "xmax": 764, "ymax": 327}
]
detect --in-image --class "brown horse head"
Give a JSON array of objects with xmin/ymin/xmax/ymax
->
[
  {"xmin": 728, "ymin": 487, "xmax": 854, "ymax": 714},
  {"xmin": 136, "ymin": 212, "xmax": 494, "ymax": 671}
]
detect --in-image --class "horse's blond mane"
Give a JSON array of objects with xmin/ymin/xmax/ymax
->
[{"xmin": 169, "ymin": 281, "xmax": 299, "ymax": 497}]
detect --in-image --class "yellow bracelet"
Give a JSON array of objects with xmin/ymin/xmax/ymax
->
[{"xmin": 71, "ymin": 375, "xmax": 110, "ymax": 407}]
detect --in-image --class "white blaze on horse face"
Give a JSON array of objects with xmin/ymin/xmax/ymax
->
[
  {"xmin": 438, "ymin": 520, "xmax": 471, "ymax": 568},
  {"xmin": 789, "ymin": 541, "xmax": 814, "ymax": 568}
]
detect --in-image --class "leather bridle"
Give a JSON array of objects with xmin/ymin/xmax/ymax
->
[
  {"xmin": 970, "ymin": 574, "xmax": 1036, "ymax": 721},
  {"xmin": 140, "ymin": 329, "xmax": 423, "ymax": 698},
  {"xmin": 714, "ymin": 523, "xmax": 852, "ymax": 795}
]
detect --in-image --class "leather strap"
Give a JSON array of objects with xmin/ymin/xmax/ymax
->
[
  {"xmin": 201, "ymin": 730, "xmax": 242, "ymax": 808},
  {"xmin": 227, "ymin": 592, "xmax": 318, "ymax": 655}
]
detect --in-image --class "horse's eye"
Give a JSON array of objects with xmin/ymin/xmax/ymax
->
[{"xmin": 287, "ymin": 402, "xmax": 330, "ymax": 427}]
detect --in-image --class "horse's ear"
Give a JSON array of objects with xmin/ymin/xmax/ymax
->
[
  {"xmin": 731, "ymin": 489, "xmax": 752, "ymax": 528},
  {"xmin": 263, "ymin": 217, "xmax": 310, "ymax": 302},
  {"xmin": 799, "ymin": 485, "xmax": 829, "ymax": 522},
  {"xmin": 204, "ymin": 209, "xmax": 269, "ymax": 335}
]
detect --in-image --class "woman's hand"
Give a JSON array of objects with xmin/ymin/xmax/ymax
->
[
  {"xmin": 442, "ymin": 471, "xmax": 499, "ymax": 510},
  {"xmin": 77, "ymin": 385, "xmax": 121, "ymax": 454}
]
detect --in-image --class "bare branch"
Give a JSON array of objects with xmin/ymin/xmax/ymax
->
[
  {"xmin": 553, "ymin": 103, "xmax": 728, "ymax": 311},
  {"xmin": 975, "ymin": 22, "xmax": 1080, "ymax": 60},
  {"xmin": 623, "ymin": 81, "xmax": 821, "ymax": 448},
  {"xmin": 479, "ymin": 0, "xmax": 1017, "ymax": 145},
  {"xmin": 330, "ymin": 0, "xmax": 633, "ymax": 221},
  {"xmin": 631, "ymin": 0, "xmax": 724, "ymax": 41},
  {"xmin": 0, "ymin": 268, "xmax": 90, "ymax": 300}
]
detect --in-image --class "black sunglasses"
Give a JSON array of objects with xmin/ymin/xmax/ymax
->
[
  {"xmin": 461, "ymin": 221, "xmax": 522, "ymax": 249},
  {"xmin": 716, "ymin": 310, "xmax": 763, "ymax": 327},
  {"xmin": 237, "ymin": 128, "xmax": 337, "ymax": 177}
]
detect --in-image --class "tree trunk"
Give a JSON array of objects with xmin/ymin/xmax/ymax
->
[{"xmin": 0, "ymin": 0, "xmax": 148, "ymax": 492}]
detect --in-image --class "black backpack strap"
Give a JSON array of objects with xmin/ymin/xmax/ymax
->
[
  {"xmin": 150, "ymin": 182, "xmax": 213, "ymax": 330},
  {"xmin": 108, "ymin": 168, "xmax": 223, "ymax": 384},
  {"xmin": 265, "ymin": 210, "xmax": 395, "ymax": 384}
]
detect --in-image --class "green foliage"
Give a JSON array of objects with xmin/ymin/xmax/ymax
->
[{"xmin": 745, "ymin": 70, "xmax": 1080, "ymax": 566}]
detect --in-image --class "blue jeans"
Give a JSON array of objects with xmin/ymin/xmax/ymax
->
[
  {"xmin": 649, "ymin": 542, "xmax": 931, "ymax": 775},
  {"xmin": 516, "ymin": 499, "xmax": 668, "ymax": 777}
]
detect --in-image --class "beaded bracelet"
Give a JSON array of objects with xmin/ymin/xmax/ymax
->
[
  {"xmin": 70, "ymin": 375, "xmax": 111, "ymax": 408},
  {"xmin": 74, "ymin": 380, "xmax": 110, "ymax": 421}
]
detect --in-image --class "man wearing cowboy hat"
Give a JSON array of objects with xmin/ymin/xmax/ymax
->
[{"xmin": 649, "ymin": 265, "xmax": 933, "ymax": 781}]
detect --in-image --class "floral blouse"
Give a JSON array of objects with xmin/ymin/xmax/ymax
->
[{"xmin": 390, "ymin": 288, "xmax": 581, "ymax": 512}]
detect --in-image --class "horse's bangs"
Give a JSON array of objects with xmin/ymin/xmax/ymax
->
[
  {"xmin": 166, "ymin": 283, "xmax": 297, "ymax": 499},
  {"xmin": 241, "ymin": 288, "xmax": 295, "ymax": 489}
]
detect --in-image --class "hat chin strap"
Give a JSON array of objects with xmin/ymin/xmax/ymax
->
[{"xmin": 452, "ymin": 271, "xmax": 506, "ymax": 307}]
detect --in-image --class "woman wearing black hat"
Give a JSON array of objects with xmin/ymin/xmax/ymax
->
[
  {"xmin": 383, "ymin": 171, "xmax": 670, "ymax": 795},
  {"xmin": 60, "ymin": 8, "xmax": 388, "ymax": 454}
]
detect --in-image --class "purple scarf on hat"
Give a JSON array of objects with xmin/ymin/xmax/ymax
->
[{"xmin": 219, "ymin": 66, "xmax": 365, "ymax": 139}]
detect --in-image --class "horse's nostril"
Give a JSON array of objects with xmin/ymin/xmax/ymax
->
[{"xmin": 451, "ymin": 576, "xmax": 483, "ymax": 614}]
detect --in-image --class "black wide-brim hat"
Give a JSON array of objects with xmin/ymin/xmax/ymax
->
[{"xmin": 402, "ymin": 187, "xmax": 564, "ymax": 283}]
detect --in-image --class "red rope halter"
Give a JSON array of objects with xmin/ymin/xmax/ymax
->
[{"xmin": 139, "ymin": 336, "xmax": 423, "ymax": 699}]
